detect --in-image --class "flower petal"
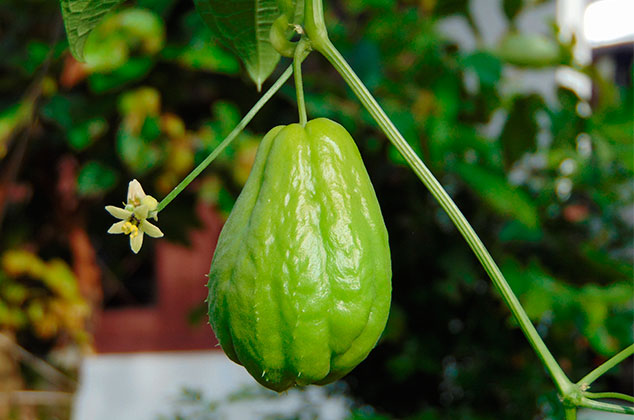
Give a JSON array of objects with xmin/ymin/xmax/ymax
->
[
  {"xmin": 127, "ymin": 179, "xmax": 146, "ymax": 204},
  {"xmin": 130, "ymin": 232, "xmax": 144, "ymax": 254},
  {"xmin": 140, "ymin": 220, "xmax": 164, "ymax": 238},
  {"xmin": 134, "ymin": 204, "xmax": 149, "ymax": 220},
  {"xmin": 107, "ymin": 220, "xmax": 127, "ymax": 234},
  {"xmin": 105, "ymin": 206, "xmax": 132, "ymax": 220},
  {"xmin": 141, "ymin": 195, "xmax": 158, "ymax": 212}
]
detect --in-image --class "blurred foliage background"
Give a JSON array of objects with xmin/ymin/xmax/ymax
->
[{"xmin": 0, "ymin": 0, "xmax": 632, "ymax": 419}]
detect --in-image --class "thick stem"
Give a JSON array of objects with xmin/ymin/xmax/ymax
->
[
  {"xmin": 157, "ymin": 55, "xmax": 307, "ymax": 213},
  {"xmin": 303, "ymin": 0, "xmax": 572, "ymax": 395},
  {"xmin": 304, "ymin": 0, "xmax": 328, "ymax": 52},
  {"xmin": 564, "ymin": 407, "xmax": 577, "ymax": 420},
  {"xmin": 577, "ymin": 344, "xmax": 634, "ymax": 388}
]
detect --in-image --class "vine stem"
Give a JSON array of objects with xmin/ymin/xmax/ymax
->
[
  {"xmin": 294, "ymin": 39, "xmax": 310, "ymax": 126},
  {"xmin": 579, "ymin": 397, "xmax": 634, "ymax": 415},
  {"xmin": 157, "ymin": 54, "xmax": 308, "ymax": 213},
  {"xmin": 577, "ymin": 344, "xmax": 634, "ymax": 389},
  {"xmin": 583, "ymin": 392, "xmax": 634, "ymax": 404},
  {"xmin": 304, "ymin": 0, "xmax": 573, "ymax": 398}
]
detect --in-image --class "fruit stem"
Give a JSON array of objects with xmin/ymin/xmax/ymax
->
[
  {"xmin": 156, "ymin": 53, "xmax": 309, "ymax": 213},
  {"xmin": 294, "ymin": 38, "xmax": 310, "ymax": 127}
]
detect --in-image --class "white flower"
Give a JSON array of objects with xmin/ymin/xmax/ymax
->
[{"xmin": 106, "ymin": 179, "xmax": 163, "ymax": 254}]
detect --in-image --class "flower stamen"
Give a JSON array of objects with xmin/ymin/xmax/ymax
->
[{"xmin": 121, "ymin": 221, "xmax": 140, "ymax": 238}]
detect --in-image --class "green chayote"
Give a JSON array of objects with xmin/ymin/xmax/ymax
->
[{"xmin": 207, "ymin": 118, "xmax": 391, "ymax": 391}]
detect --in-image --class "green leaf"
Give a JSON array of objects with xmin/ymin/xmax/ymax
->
[
  {"xmin": 60, "ymin": 0, "xmax": 125, "ymax": 61},
  {"xmin": 502, "ymin": 258, "xmax": 634, "ymax": 355},
  {"xmin": 0, "ymin": 100, "xmax": 35, "ymax": 157},
  {"xmin": 88, "ymin": 57, "xmax": 155, "ymax": 93},
  {"xmin": 68, "ymin": 117, "xmax": 108, "ymax": 150},
  {"xmin": 499, "ymin": 94, "xmax": 544, "ymax": 168},
  {"xmin": 23, "ymin": 41, "xmax": 52, "ymax": 76},
  {"xmin": 76, "ymin": 161, "xmax": 118, "ymax": 196},
  {"xmin": 502, "ymin": 0, "xmax": 522, "ymax": 22},
  {"xmin": 498, "ymin": 220, "xmax": 543, "ymax": 243},
  {"xmin": 137, "ymin": 0, "xmax": 176, "ymax": 16},
  {"xmin": 433, "ymin": 0, "xmax": 469, "ymax": 18},
  {"xmin": 163, "ymin": 43, "xmax": 241, "ymax": 74},
  {"xmin": 116, "ymin": 127, "xmax": 165, "ymax": 174},
  {"xmin": 193, "ymin": 0, "xmax": 282, "ymax": 89},
  {"xmin": 455, "ymin": 162, "xmax": 540, "ymax": 229},
  {"xmin": 460, "ymin": 51, "xmax": 502, "ymax": 87},
  {"xmin": 386, "ymin": 108, "xmax": 423, "ymax": 166},
  {"xmin": 213, "ymin": 101, "xmax": 241, "ymax": 135},
  {"xmin": 161, "ymin": 10, "xmax": 241, "ymax": 74}
]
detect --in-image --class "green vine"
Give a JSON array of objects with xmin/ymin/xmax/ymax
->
[{"xmin": 584, "ymin": 392, "xmax": 634, "ymax": 404}]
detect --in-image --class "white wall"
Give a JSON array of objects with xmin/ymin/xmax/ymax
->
[{"xmin": 72, "ymin": 351, "xmax": 351, "ymax": 420}]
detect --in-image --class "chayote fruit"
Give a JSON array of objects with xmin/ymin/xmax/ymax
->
[{"xmin": 207, "ymin": 118, "xmax": 391, "ymax": 392}]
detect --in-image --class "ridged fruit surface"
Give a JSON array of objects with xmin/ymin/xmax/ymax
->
[{"xmin": 207, "ymin": 118, "xmax": 391, "ymax": 391}]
